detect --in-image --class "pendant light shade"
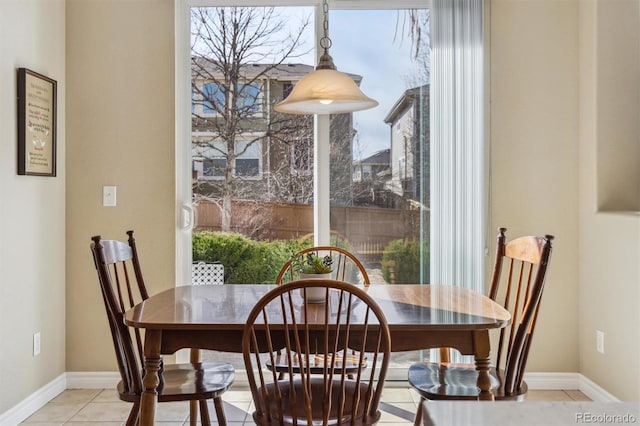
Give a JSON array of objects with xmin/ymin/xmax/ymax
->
[
  {"xmin": 274, "ymin": 68, "xmax": 378, "ymax": 115},
  {"xmin": 274, "ymin": 0, "xmax": 378, "ymax": 115}
]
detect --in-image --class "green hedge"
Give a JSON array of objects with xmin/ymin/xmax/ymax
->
[
  {"xmin": 192, "ymin": 232, "xmax": 311, "ymax": 283},
  {"xmin": 381, "ymin": 239, "xmax": 429, "ymax": 284},
  {"xmin": 192, "ymin": 231, "xmax": 362, "ymax": 284}
]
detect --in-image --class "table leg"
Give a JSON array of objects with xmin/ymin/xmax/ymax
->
[
  {"xmin": 473, "ymin": 330, "xmax": 495, "ymax": 401},
  {"xmin": 189, "ymin": 348, "xmax": 201, "ymax": 426},
  {"xmin": 140, "ymin": 329, "xmax": 162, "ymax": 426}
]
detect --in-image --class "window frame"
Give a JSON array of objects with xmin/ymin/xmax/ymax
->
[
  {"xmin": 177, "ymin": 0, "xmax": 443, "ymax": 278},
  {"xmin": 178, "ymin": 0, "xmax": 439, "ymax": 254}
]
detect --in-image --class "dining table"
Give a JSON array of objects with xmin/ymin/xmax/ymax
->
[{"xmin": 124, "ymin": 283, "xmax": 511, "ymax": 426}]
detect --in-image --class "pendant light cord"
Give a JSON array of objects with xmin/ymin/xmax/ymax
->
[{"xmin": 316, "ymin": 0, "xmax": 336, "ymax": 70}]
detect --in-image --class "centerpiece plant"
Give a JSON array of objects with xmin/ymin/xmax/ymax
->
[
  {"xmin": 292, "ymin": 252, "xmax": 333, "ymax": 275},
  {"xmin": 290, "ymin": 252, "xmax": 333, "ymax": 303}
]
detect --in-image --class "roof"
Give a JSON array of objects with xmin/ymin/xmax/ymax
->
[
  {"xmin": 355, "ymin": 148, "xmax": 390, "ymax": 165},
  {"xmin": 383, "ymin": 84, "xmax": 429, "ymax": 124},
  {"xmin": 192, "ymin": 57, "xmax": 363, "ymax": 82}
]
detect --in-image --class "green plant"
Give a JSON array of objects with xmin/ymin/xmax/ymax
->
[
  {"xmin": 291, "ymin": 252, "xmax": 333, "ymax": 274},
  {"xmin": 381, "ymin": 239, "xmax": 429, "ymax": 284}
]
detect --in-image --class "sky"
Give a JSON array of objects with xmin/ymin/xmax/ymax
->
[
  {"xmin": 331, "ymin": 10, "xmax": 422, "ymax": 160},
  {"xmin": 291, "ymin": 8, "xmax": 422, "ymax": 160}
]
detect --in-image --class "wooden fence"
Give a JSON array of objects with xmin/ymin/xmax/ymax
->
[{"xmin": 194, "ymin": 200, "xmax": 424, "ymax": 264}]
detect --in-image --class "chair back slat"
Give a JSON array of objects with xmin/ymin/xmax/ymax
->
[
  {"xmin": 489, "ymin": 228, "xmax": 554, "ymax": 396},
  {"xmin": 91, "ymin": 232, "xmax": 147, "ymax": 396},
  {"xmin": 127, "ymin": 231, "xmax": 149, "ymax": 299},
  {"xmin": 243, "ymin": 279, "xmax": 390, "ymax": 425}
]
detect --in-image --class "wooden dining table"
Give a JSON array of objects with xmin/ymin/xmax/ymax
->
[{"xmin": 124, "ymin": 283, "xmax": 510, "ymax": 426}]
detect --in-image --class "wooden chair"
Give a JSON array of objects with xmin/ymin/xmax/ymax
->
[
  {"xmin": 274, "ymin": 246, "xmax": 371, "ymax": 379},
  {"xmin": 276, "ymin": 246, "xmax": 371, "ymax": 285},
  {"xmin": 90, "ymin": 231, "xmax": 235, "ymax": 426},
  {"xmin": 408, "ymin": 228, "xmax": 554, "ymax": 425},
  {"xmin": 243, "ymin": 279, "xmax": 391, "ymax": 426}
]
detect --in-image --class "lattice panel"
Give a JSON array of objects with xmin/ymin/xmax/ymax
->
[{"xmin": 191, "ymin": 261, "xmax": 224, "ymax": 285}]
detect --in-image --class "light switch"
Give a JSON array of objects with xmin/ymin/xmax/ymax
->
[{"xmin": 103, "ymin": 186, "xmax": 117, "ymax": 207}]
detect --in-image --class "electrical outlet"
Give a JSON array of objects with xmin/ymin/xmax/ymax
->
[
  {"xmin": 103, "ymin": 185, "xmax": 117, "ymax": 207},
  {"xmin": 596, "ymin": 330, "xmax": 604, "ymax": 354},
  {"xmin": 33, "ymin": 332, "xmax": 41, "ymax": 356}
]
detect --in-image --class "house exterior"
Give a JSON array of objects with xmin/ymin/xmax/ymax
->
[
  {"xmin": 383, "ymin": 85, "xmax": 430, "ymax": 205},
  {"xmin": 351, "ymin": 148, "xmax": 392, "ymax": 207},
  {"xmin": 190, "ymin": 60, "xmax": 358, "ymax": 205}
]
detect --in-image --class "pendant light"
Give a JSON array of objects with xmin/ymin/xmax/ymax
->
[{"xmin": 274, "ymin": 0, "xmax": 379, "ymax": 115}]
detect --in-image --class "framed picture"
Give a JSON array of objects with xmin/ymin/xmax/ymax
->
[{"xmin": 17, "ymin": 68, "xmax": 57, "ymax": 177}]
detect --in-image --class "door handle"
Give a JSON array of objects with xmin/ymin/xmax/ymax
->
[{"xmin": 180, "ymin": 204, "xmax": 194, "ymax": 230}]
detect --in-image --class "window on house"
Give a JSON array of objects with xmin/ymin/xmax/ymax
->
[
  {"xmin": 202, "ymin": 82, "xmax": 224, "ymax": 114},
  {"xmin": 363, "ymin": 170, "xmax": 371, "ymax": 181},
  {"xmin": 235, "ymin": 159, "xmax": 258, "ymax": 176},
  {"xmin": 203, "ymin": 158, "xmax": 226, "ymax": 177},
  {"xmin": 237, "ymin": 82, "xmax": 261, "ymax": 114},
  {"xmin": 235, "ymin": 139, "xmax": 261, "ymax": 178},
  {"xmin": 197, "ymin": 82, "xmax": 263, "ymax": 115},
  {"xmin": 195, "ymin": 139, "xmax": 261, "ymax": 179}
]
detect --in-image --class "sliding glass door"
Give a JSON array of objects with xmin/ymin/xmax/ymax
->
[{"xmin": 176, "ymin": 0, "xmax": 440, "ymax": 374}]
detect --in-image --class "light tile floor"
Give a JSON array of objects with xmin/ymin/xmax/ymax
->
[{"xmin": 21, "ymin": 386, "xmax": 590, "ymax": 425}]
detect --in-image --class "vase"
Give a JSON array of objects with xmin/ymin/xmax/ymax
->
[{"xmin": 299, "ymin": 272, "xmax": 331, "ymax": 303}]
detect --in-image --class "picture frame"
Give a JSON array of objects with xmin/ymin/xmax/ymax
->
[{"xmin": 17, "ymin": 68, "xmax": 57, "ymax": 177}]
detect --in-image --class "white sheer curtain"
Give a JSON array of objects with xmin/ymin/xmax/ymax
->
[{"xmin": 430, "ymin": 0, "xmax": 485, "ymax": 294}]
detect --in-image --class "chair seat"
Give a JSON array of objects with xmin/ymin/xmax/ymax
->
[
  {"xmin": 267, "ymin": 351, "xmax": 367, "ymax": 375},
  {"xmin": 255, "ymin": 377, "xmax": 381, "ymax": 426},
  {"xmin": 117, "ymin": 361, "xmax": 235, "ymax": 403},
  {"xmin": 407, "ymin": 362, "xmax": 528, "ymax": 400}
]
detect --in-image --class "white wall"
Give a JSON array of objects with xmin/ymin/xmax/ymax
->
[
  {"xmin": 491, "ymin": 0, "xmax": 640, "ymax": 399},
  {"xmin": 490, "ymin": 0, "xmax": 580, "ymax": 373},
  {"xmin": 0, "ymin": 0, "xmax": 66, "ymax": 414},
  {"xmin": 65, "ymin": 0, "xmax": 176, "ymax": 372},
  {"xmin": 578, "ymin": 0, "xmax": 640, "ymax": 400}
]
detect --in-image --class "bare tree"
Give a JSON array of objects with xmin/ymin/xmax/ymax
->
[
  {"xmin": 397, "ymin": 9, "xmax": 431, "ymax": 86},
  {"xmin": 190, "ymin": 6, "xmax": 313, "ymax": 231}
]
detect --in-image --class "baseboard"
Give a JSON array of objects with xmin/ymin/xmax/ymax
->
[
  {"xmin": 523, "ymin": 372, "xmax": 581, "ymax": 390},
  {"xmin": 578, "ymin": 374, "xmax": 620, "ymax": 402},
  {"xmin": 523, "ymin": 372, "xmax": 619, "ymax": 402},
  {"xmin": 0, "ymin": 371, "xmax": 619, "ymax": 424},
  {"xmin": 0, "ymin": 373, "xmax": 66, "ymax": 426}
]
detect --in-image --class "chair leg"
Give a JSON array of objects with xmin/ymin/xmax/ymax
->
[
  {"xmin": 439, "ymin": 347, "xmax": 451, "ymax": 364},
  {"xmin": 413, "ymin": 396, "xmax": 425, "ymax": 426},
  {"xmin": 213, "ymin": 396, "xmax": 227, "ymax": 426},
  {"xmin": 126, "ymin": 403, "xmax": 140, "ymax": 426},
  {"xmin": 199, "ymin": 399, "xmax": 211, "ymax": 425},
  {"xmin": 189, "ymin": 400, "xmax": 198, "ymax": 426}
]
